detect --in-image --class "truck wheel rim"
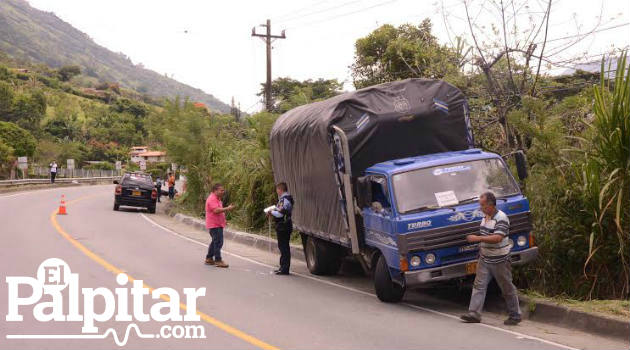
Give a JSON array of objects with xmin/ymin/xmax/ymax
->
[{"xmin": 306, "ymin": 239, "xmax": 316, "ymax": 267}]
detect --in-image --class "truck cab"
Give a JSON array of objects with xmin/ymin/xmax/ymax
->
[{"xmin": 359, "ymin": 148, "xmax": 538, "ymax": 299}]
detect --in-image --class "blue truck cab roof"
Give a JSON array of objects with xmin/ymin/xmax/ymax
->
[{"xmin": 365, "ymin": 148, "xmax": 499, "ymax": 176}]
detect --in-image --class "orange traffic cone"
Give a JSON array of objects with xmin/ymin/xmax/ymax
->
[{"xmin": 58, "ymin": 195, "xmax": 67, "ymax": 215}]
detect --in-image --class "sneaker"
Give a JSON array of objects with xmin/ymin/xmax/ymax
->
[
  {"xmin": 504, "ymin": 317, "xmax": 521, "ymax": 326},
  {"xmin": 460, "ymin": 313, "xmax": 481, "ymax": 323},
  {"xmin": 215, "ymin": 260, "xmax": 229, "ymax": 268},
  {"xmin": 275, "ymin": 270, "xmax": 289, "ymax": 275},
  {"xmin": 204, "ymin": 258, "xmax": 215, "ymax": 265}
]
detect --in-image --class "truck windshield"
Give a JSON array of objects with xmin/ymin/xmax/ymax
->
[{"xmin": 392, "ymin": 158, "xmax": 520, "ymax": 214}]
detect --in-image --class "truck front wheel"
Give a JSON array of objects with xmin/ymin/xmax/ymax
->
[
  {"xmin": 374, "ymin": 254, "xmax": 405, "ymax": 302},
  {"xmin": 305, "ymin": 236, "xmax": 342, "ymax": 275}
]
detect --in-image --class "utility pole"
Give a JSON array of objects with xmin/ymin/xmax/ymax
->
[{"xmin": 252, "ymin": 19, "xmax": 286, "ymax": 112}]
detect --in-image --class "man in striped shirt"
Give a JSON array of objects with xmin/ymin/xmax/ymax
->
[{"xmin": 460, "ymin": 192, "xmax": 522, "ymax": 325}]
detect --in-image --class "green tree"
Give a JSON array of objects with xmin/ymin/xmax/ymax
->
[
  {"xmin": 0, "ymin": 65, "xmax": 11, "ymax": 80},
  {"xmin": 43, "ymin": 95, "xmax": 84, "ymax": 141},
  {"xmin": 0, "ymin": 121, "xmax": 36, "ymax": 157},
  {"xmin": 57, "ymin": 65, "xmax": 81, "ymax": 82},
  {"xmin": 0, "ymin": 81, "xmax": 14, "ymax": 117},
  {"xmin": 88, "ymin": 110, "xmax": 142, "ymax": 146},
  {"xmin": 351, "ymin": 19, "xmax": 460, "ymax": 89},
  {"xmin": 43, "ymin": 112, "xmax": 81, "ymax": 140},
  {"xmin": 10, "ymin": 90, "xmax": 47, "ymax": 132},
  {"xmin": 259, "ymin": 77, "xmax": 343, "ymax": 113},
  {"xmin": 574, "ymin": 52, "xmax": 630, "ymax": 298}
]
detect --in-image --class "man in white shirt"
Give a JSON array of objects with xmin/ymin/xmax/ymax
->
[
  {"xmin": 49, "ymin": 161, "xmax": 58, "ymax": 184},
  {"xmin": 461, "ymin": 191, "xmax": 521, "ymax": 325}
]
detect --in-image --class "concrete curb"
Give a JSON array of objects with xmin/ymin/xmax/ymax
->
[
  {"xmin": 518, "ymin": 296, "xmax": 629, "ymax": 339},
  {"xmin": 169, "ymin": 210, "xmax": 628, "ymax": 340}
]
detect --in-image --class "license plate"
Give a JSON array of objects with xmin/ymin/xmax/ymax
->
[
  {"xmin": 465, "ymin": 261, "xmax": 478, "ymax": 275},
  {"xmin": 132, "ymin": 190, "xmax": 141, "ymax": 196}
]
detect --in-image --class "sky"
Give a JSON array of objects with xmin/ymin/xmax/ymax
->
[{"xmin": 26, "ymin": 0, "xmax": 630, "ymax": 113}]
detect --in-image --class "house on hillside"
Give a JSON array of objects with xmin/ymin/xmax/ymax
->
[
  {"xmin": 129, "ymin": 146, "xmax": 166, "ymax": 163},
  {"xmin": 130, "ymin": 146, "xmax": 149, "ymax": 163},
  {"xmin": 137, "ymin": 151, "xmax": 166, "ymax": 163}
]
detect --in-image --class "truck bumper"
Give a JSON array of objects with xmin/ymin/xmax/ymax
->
[{"xmin": 403, "ymin": 247, "xmax": 539, "ymax": 288}]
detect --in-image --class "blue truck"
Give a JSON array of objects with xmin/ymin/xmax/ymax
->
[{"xmin": 270, "ymin": 78, "xmax": 538, "ymax": 302}]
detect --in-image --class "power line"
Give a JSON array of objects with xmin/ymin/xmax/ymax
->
[
  {"xmin": 286, "ymin": 0, "xmax": 400, "ymax": 30},
  {"xmin": 276, "ymin": 0, "xmax": 364, "ymax": 25},
  {"xmin": 536, "ymin": 22, "xmax": 630, "ymax": 45},
  {"xmin": 273, "ymin": 0, "xmax": 331, "ymax": 22}
]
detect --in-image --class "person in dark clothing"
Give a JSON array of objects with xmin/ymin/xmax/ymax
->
[
  {"xmin": 155, "ymin": 177, "xmax": 163, "ymax": 203},
  {"xmin": 268, "ymin": 182, "xmax": 294, "ymax": 275}
]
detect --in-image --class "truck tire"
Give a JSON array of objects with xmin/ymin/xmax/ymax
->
[
  {"xmin": 374, "ymin": 254, "xmax": 405, "ymax": 303},
  {"xmin": 147, "ymin": 206, "xmax": 156, "ymax": 214},
  {"xmin": 305, "ymin": 236, "xmax": 342, "ymax": 275}
]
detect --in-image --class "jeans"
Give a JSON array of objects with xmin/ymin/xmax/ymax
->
[
  {"xmin": 276, "ymin": 222, "xmax": 292, "ymax": 272},
  {"xmin": 168, "ymin": 186, "xmax": 174, "ymax": 199},
  {"xmin": 206, "ymin": 227, "xmax": 224, "ymax": 261},
  {"xmin": 468, "ymin": 259, "xmax": 521, "ymax": 320},
  {"xmin": 50, "ymin": 172, "xmax": 56, "ymax": 183}
]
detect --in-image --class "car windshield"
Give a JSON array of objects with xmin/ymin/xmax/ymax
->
[
  {"xmin": 392, "ymin": 158, "xmax": 520, "ymax": 214},
  {"xmin": 122, "ymin": 173, "xmax": 152, "ymax": 186}
]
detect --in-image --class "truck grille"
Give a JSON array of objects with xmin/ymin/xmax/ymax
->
[{"xmin": 397, "ymin": 212, "xmax": 532, "ymax": 254}]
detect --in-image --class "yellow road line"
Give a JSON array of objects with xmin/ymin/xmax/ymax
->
[{"xmin": 50, "ymin": 196, "xmax": 279, "ymax": 350}]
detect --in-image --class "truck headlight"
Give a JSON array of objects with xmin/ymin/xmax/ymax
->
[
  {"xmin": 517, "ymin": 235, "xmax": 527, "ymax": 247},
  {"xmin": 425, "ymin": 253, "xmax": 436, "ymax": 265},
  {"xmin": 508, "ymin": 238, "xmax": 514, "ymax": 248},
  {"xmin": 410, "ymin": 256, "xmax": 421, "ymax": 267}
]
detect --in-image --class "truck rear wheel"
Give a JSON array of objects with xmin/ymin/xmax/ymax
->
[
  {"xmin": 374, "ymin": 254, "xmax": 405, "ymax": 303},
  {"xmin": 305, "ymin": 236, "xmax": 342, "ymax": 275}
]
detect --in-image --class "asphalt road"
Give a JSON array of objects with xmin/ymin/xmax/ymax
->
[{"xmin": 0, "ymin": 185, "xmax": 626, "ymax": 349}]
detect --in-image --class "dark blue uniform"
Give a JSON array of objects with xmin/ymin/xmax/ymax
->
[{"xmin": 271, "ymin": 193, "xmax": 293, "ymax": 274}]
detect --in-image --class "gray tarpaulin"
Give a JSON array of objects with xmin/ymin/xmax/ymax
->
[{"xmin": 269, "ymin": 79, "xmax": 473, "ymax": 244}]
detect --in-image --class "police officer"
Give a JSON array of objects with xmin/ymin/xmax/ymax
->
[{"xmin": 268, "ymin": 182, "xmax": 294, "ymax": 275}]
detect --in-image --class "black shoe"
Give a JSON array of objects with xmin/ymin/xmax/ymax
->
[
  {"xmin": 460, "ymin": 313, "xmax": 481, "ymax": 323},
  {"xmin": 275, "ymin": 270, "xmax": 289, "ymax": 275},
  {"xmin": 504, "ymin": 317, "xmax": 521, "ymax": 326}
]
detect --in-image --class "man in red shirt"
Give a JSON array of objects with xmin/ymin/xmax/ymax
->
[{"xmin": 205, "ymin": 183, "xmax": 235, "ymax": 268}]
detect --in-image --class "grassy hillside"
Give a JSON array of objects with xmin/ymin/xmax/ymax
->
[{"xmin": 0, "ymin": 0, "xmax": 230, "ymax": 113}]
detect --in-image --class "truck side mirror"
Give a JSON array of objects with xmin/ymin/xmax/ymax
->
[
  {"xmin": 355, "ymin": 177, "xmax": 372, "ymax": 209},
  {"xmin": 514, "ymin": 150, "xmax": 528, "ymax": 180}
]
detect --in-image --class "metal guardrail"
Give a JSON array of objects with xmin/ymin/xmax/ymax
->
[{"xmin": 0, "ymin": 176, "xmax": 120, "ymax": 188}]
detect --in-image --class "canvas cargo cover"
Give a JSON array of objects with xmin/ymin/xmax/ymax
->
[{"xmin": 270, "ymin": 78, "xmax": 473, "ymax": 244}]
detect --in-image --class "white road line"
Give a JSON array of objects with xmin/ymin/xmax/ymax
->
[{"xmin": 140, "ymin": 213, "xmax": 578, "ymax": 350}]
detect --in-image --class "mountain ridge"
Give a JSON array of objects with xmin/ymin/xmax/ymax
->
[{"xmin": 0, "ymin": 0, "xmax": 231, "ymax": 112}]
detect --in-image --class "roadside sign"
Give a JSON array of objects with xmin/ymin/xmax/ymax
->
[
  {"xmin": 17, "ymin": 156, "xmax": 27, "ymax": 170},
  {"xmin": 140, "ymin": 160, "xmax": 146, "ymax": 171},
  {"xmin": 115, "ymin": 161, "xmax": 122, "ymax": 170},
  {"xmin": 67, "ymin": 159, "xmax": 75, "ymax": 170}
]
